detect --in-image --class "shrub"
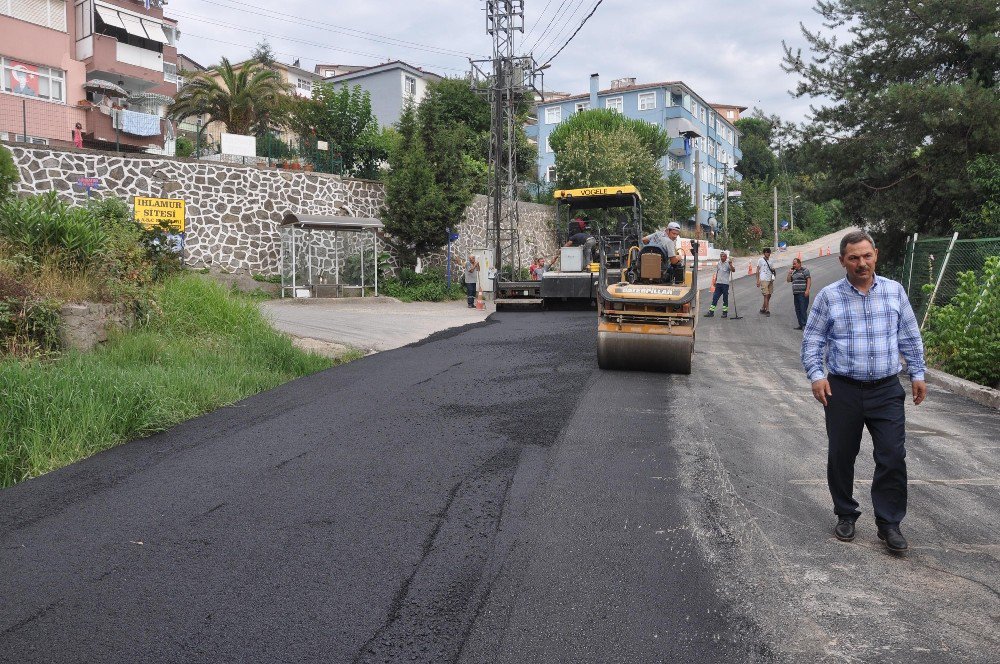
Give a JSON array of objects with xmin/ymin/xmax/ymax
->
[
  {"xmin": 922, "ymin": 256, "xmax": 1000, "ymax": 388},
  {"xmin": 382, "ymin": 268, "xmax": 464, "ymax": 302},
  {"xmin": 0, "ymin": 192, "xmax": 107, "ymax": 266},
  {"xmin": 0, "ymin": 273, "xmax": 60, "ymax": 355},
  {"xmin": 175, "ymin": 135, "xmax": 195, "ymax": 158},
  {"xmin": 778, "ymin": 228, "xmax": 812, "ymax": 247},
  {"xmin": 0, "ymin": 144, "xmax": 18, "ymax": 202}
]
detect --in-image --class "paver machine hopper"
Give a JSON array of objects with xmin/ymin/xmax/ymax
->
[{"xmin": 560, "ymin": 185, "xmax": 699, "ymax": 374}]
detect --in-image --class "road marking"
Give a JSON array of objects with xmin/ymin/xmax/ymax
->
[{"xmin": 790, "ymin": 478, "xmax": 1000, "ymax": 486}]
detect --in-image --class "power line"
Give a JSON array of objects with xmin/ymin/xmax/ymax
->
[
  {"xmin": 187, "ymin": 0, "xmax": 482, "ymax": 59},
  {"xmin": 526, "ymin": 0, "xmax": 575, "ymax": 54},
  {"xmin": 521, "ymin": 0, "xmax": 555, "ymax": 46},
  {"xmin": 540, "ymin": 0, "xmax": 603, "ymax": 67},
  {"xmin": 535, "ymin": 0, "xmax": 591, "ymax": 62},
  {"xmin": 172, "ymin": 12, "xmax": 469, "ymax": 72}
]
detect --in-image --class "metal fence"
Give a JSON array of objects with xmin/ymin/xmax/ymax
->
[{"xmin": 901, "ymin": 234, "xmax": 1000, "ymax": 326}]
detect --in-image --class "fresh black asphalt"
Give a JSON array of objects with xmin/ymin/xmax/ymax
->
[{"xmin": 2, "ymin": 255, "xmax": 997, "ymax": 662}]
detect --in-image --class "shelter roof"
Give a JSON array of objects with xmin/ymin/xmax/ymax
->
[{"xmin": 281, "ymin": 214, "xmax": 383, "ymax": 232}]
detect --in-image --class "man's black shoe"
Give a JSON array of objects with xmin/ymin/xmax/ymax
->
[
  {"xmin": 795, "ymin": 325, "xmax": 804, "ymax": 330},
  {"xmin": 834, "ymin": 517, "xmax": 855, "ymax": 542},
  {"xmin": 704, "ymin": 310, "xmax": 715, "ymax": 317},
  {"xmin": 878, "ymin": 526, "xmax": 908, "ymax": 552}
]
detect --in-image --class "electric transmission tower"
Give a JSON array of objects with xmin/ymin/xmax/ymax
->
[{"xmin": 470, "ymin": 0, "xmax": 543, "ymax": 285}]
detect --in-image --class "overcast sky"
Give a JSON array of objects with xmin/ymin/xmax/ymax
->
[{"xmin": 170, "ymin": 0, "xmax": 827, "ymax": 124}]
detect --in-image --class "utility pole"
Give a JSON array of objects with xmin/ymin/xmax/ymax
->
[
  {"xmin": 773, "ymin": 185, "xmax": 779, "ymax": 250},
  {"xmin": 470, "ymin": 1, "xmax": 543, "ymax": 285},
  {"xmin": 789, "ymin": 192, "xmax": 795, "ymax": 230},
  {"xmin": 722, "ymin": 163, "xmax": 729, "ymax": 245},
  {"xmin": 693, "ymin": 141, "xmax": 701, "ymax": 240}
]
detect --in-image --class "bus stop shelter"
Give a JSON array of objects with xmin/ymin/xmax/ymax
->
[{"xmin": 279, "ymin": 213, "xmax": 384, "ymax": 298}]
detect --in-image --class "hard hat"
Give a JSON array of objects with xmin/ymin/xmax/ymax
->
[{"xmin": 667, "ymin": 222, "xmax": 681, "ymax": 231}]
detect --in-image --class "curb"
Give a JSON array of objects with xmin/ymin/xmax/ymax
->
[{"xmin": 924, "ymin": 368, "xmax": 1000, "ymax": 410}]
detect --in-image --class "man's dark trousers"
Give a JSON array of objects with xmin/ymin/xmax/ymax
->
[
  {"xmin": 793, "ymin": 293, "xmax": 809, "ymax": 327},
  {"xmin": 711, "ymin": 283, "xmax": 729, "ymax": 309},
  {"xmin": 465, "ymin": 282, "xmax": 476, "ymax": 306},
  {"xmin": 825, "ymin": 374, "xmax": 908, "ymax": 526}
]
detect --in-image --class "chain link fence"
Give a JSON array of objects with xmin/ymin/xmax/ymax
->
[{"xmin": 901, "ymin": 234, "xmax": 1000, "ymax": 325}]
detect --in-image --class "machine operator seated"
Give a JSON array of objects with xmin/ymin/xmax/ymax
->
[{"xmin": 641, "ymin": 221, "xmax": 684, "ymax": 284}]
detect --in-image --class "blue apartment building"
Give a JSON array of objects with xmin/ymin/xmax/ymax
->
[{"xmin": 533, "ymin": 75, "xmax": 744, "ymax": 232}]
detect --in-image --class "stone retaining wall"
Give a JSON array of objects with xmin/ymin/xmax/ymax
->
[
  {"xmin": 4, "ymin": 143, "xmax": 557, "ymax": 277},
  {"xmin": 59, "ymin": 302, "xmax": 132, "ymax": 352}
]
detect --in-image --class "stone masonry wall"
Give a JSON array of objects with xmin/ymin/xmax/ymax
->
[{"xmin": 4, "ymin": 143, "xmax": 556, "ymax": 277}]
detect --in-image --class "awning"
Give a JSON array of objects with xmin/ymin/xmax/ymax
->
[
  {"xmin": 281, "ymin": 214, "xmax": 383, "ymax": 232},
  {"xmin": 94, "ymin": 4, "xmax": 125, "ymax": 29},
  {"xmin": 141, "ymin": 18, "xmax": 170, "ymax": 44},
  {"xmin": 84, "ymin": 78, "xmax": 128, "ymax": 97},
  {"xmin": 117, "ymin": 12, "xmax": 148, "ymax": 39}
]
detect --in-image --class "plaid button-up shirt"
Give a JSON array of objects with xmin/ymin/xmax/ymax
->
[{"xmin": 801, "ymin": 275, "xmax": 926, "ymax": 383}]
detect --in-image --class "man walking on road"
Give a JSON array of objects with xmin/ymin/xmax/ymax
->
[
  {"xmin": 756, "ymin": 248, "xmax": 776, "ymax": 316},
  {"xmin": 787, "ymin": 257, "xmax": 812, "ymax": 329},
  {"xmin": 705, "ymin": 251, "xmax": 734, "ymax": 317},
  {"xmin": 801, "ymin": 230, "xmax": 927, "ymax": 553}
]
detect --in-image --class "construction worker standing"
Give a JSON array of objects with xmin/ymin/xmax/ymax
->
[{"xmin": 705, "ymin": 251, "xmax": 734, "ymax": 317}]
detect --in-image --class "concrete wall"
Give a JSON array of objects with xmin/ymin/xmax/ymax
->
[{"xmin": 4, "ymin": 143, "xmax": 557, "ymax": 276}]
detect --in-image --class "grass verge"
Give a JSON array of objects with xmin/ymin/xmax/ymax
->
[{"xmin": 0, "ymin": 273, "xmax": 360, "ymax": 488}]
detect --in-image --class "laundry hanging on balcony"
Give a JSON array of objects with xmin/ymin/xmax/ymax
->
[{"xmin": 115, "ymin": 109, "xmax": 161, "ymax": 137}]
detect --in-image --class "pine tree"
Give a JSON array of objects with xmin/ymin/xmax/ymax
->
[{"xmin": 783, "ymin": 0, "xmax": 1000, "ymax": 258}]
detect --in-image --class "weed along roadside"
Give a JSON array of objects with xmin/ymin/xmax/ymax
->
[
  {"xmin": 0, "ymin": 275, "xmax": 358, "ymax": 488},
  {"xmin": 0, "ymin": 158, "xmax": 356, "ymax": 488}
]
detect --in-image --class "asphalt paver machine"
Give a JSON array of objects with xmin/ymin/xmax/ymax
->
[{"xmin": 580, "ymin": 185, "xmax": 701, "ymax": 374}]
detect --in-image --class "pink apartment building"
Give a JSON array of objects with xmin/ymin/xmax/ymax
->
[{"xmin": 1, "ymin": 0, "xmax": 179, "ymax": 152}]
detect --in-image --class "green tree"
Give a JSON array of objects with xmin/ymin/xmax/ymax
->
[
  {"xmin": 250, "ymin": 39, "xmax": 277, "ymax": 69},
  {"xmin": 664, "ymin": 172, "xmax": 696, "ymax": 224},
  {"xmin": 782, "ymin": 0, "xmax": 1000, "ymax": 260},
  {"xmin": 555, "ymin": 128, "xmax": 668, "ymax": 232},
  {"xmin": 171, "ymin": 57, "xmax": 290, "ymax": 135},
  {"xmin": 549, "ymin": 109, "xmax": 670, "ymax": 161},
  {"xmin": 734, "ymin": 116, "xmax": 779, "ymax": 181},
  {"xmin": 289, "ymin": 84, "xmax": 390, "ymax": 179},
  {"xmin": 418, "ymin": 78, "xmax": 535, "ymax": 191},
  {"xmin": 956, "ymin": 155, "xmax": 1000, "ymax": 238},
  {"xmin": 382, "ymin": 104, "xmax": 474, "ymax": 266}
]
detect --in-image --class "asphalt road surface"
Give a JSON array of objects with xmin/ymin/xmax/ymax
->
[{"xmin": 1, "ymin": 256, "xmax": 997, "ymax": 663}]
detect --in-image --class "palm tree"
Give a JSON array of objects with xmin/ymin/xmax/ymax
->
[{"xmin": 171, "ymin": 57, "xmax": 290, "ymax": 136}]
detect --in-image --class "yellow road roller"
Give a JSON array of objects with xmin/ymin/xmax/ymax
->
[{"xmin": 557, "ymin": 185, "xmax": 700, "ymax": 374}]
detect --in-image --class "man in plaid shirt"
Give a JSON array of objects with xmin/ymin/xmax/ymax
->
[{"xmin": 801, "ymin": 230, "xmax": 927, "ymax": 553}]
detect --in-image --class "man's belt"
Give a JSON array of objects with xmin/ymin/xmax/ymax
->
[{"xmin": 829, "ymin": 374, "xmax": 897, "ymax": 388}]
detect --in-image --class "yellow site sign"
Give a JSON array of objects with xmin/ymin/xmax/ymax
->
[{"xmin": 134, "ymin": 197, "xmax": 185, "ymax": 232}]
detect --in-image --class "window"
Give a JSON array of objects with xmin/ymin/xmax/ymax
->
[
  {"xmin": 700, "ymin": 106, "xmax": 706, "ymax": 123},
  {"xmin": 297, "ymin": 78, "xmax": 312, "ymax": 93},
  {"xmin": 605, "ymin": 96, "xmax": 623, "ymax": 113},
  {"xmin": 74, "ymin": 0, "xmax": 92, "ymax": 38},
  {"xmin": 546, "ymin": 165, "xmax": 556, "ymax": 183},
  {"xmin": 575, "ymin": 101, "xmax": 589, "ymax": 113},
  {"xmin": 1, "ymin": 56, "xmax": 65, "ymax": 102},
  {"xmin": 637, "ymin": 91, "xmax": 655, "ymax": 111},
  {"xmin": 545, "ymin": 135, "xmax": 552, "ymax": 153},
  {"xmin": 544, "ymin": 106, "xmax": 561, "ymax": 124},
  {"xmin": 1, "ymin": 0, "xmax": 67, "ymax": 31},
  {"xmin": 727, "ymin": 109, "xmax": 734, "ymax": 119},
  {"xmin": 0, "ymin": 131, "xmax": 49, "ymax": 144},
  {"xmin": 404, "ymin": 75, "xmax": 416, "ymax": 97}
]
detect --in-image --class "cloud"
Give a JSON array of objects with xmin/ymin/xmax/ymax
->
[{"xmin": 170, "ymin": 0, "xmax": 830, "ymax": 123}]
